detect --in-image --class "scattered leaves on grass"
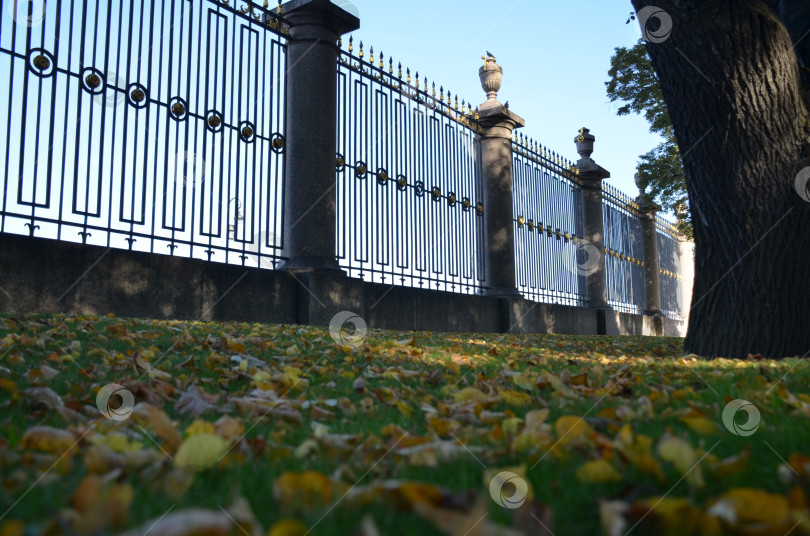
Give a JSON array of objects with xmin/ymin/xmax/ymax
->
[{"xmin": 2, "ymin": 312, "xmax": 810, "ymax": 535}]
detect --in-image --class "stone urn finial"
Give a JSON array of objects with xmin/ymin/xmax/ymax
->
[
  {"xmin": 479, "ymin": 52, "xmax": 503, "ymax": 109},
  {"xmin": 634, "ymin": 172, "xmax": 646, "ymax": 195},
  {"xmin": 574, "ymin": 127, "xmax": 595, "ymax": 159}
]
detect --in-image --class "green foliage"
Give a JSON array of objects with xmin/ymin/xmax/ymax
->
[{"xmin": 606, "ymin": 40, "xmax": 692, "ymax": 238}]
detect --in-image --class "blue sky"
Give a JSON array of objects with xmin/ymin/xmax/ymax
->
[{"xmin": 339, "ymin": 0, "xmax": 657, "ymax": 197}]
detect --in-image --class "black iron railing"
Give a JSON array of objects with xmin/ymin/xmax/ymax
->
[
  {"xmin": 0, "ymin": 0, "xmax": 289, "ymax": 269},
  {"xmin": 0, "ymin": 0, "xmax": 687, "ymax": 320},
  {"xmin": 656, "ymin": 217, "xmax": 684, "ymax": 319},
  {"xmin": 601, "ymin": 184, "xmax": 646, "ymax": 314},
  {"xmin": 335, "ymin": 38, "xmax": 485, "ymax": 293},
  {"xmin": 512, "ymin": 136, "xmax": 586, "ymax": 306}
]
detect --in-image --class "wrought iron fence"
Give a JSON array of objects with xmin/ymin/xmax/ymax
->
[
  {"xmin": 1, "ymin": 0, "xmax": 687, "ymax": 321},
  {"xmin": 335, "ymin": 38, "xmax": 485, "ymax": 293},
  {"xmin": 601, "ymin": 184, "xmax": 646, "ymax": 314},
  {"xmin": 0, "ymin": 0, "xmax": 289, "ymax": 269},
  {"xmin": 657, "ymin": 217, "xmax": 683, "ymax": 319},
  {"xmin": 512, "ymin": 135, "xmax": 586, "ymax": 306}
]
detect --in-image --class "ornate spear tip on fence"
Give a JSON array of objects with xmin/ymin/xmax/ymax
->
[{"xmin": 574, "ymin": 127, "xmax": 595, "ymax": 159}]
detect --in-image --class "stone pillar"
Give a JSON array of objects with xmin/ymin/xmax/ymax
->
[
  {"xmin": 275, "ymin": 0, "xmax": 359, "ymax": 273},
  {"xmin": 635, "ymin": 174, "xmax": 664, "ymax": 335},
  {"xmin": 477, "ymin": 55, "xmax": 525, "ymax": 297},
  {"xmin": 574, "ymin": 128, "xmax": 610, "ymax": 312}
]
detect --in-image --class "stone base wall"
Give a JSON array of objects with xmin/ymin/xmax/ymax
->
[{"xmin": 0, "ymin": 235, "xmax": 685, "ymax": 337}]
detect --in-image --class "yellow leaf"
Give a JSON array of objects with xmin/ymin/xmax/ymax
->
[
  {"xmin": 452, "ymin": 387, "xmax": 488, "ymax": 403},
  {"xmin": 89, "ymin": 433, "xmax": 143, "ymax": 453},
  {"xmin": 0, "ymin": 521, "xmax": 24, "ymax": 536},
  {"xmin": 252, "ymin": 370, "xmax": 272, "ymax": 383},
  {"xmin": 147, "ymin": 405, "xmax": 182, "ymax": 452},
  {"xmin": 267, "ymin": 519, "xmax": 307, "ymax": 536},
  {"xmin": 713, "ymin": 488, "xmax": 790, "ymax": 524},
  {"xmin": 542, "ymin": 370, "xmax": 578, "ymax": 397},
  {"xmin": 185, "ymin": 419, "xmax": 216, "ymax": 437},
  {"xmin": 498, "ymin": 389, "xmax": 531, "ymax": 407},
  {"xmin": 174, "ymin": 434, "xmax": 230, "ymax": 470},
  {"xmin": 392, "ymin": 400, "xmax": 412, "ymax": 419},
  {"xmin": 20, "ymin": 426, "xmax": 76, "ymax": 453},
  {"xmin": 511, "ymin": 371, "xmax": 536, "ymax": 391},
  {"xmin": 214, "ymin": 416, "xmax": 245, "ymax": 441},
  {"xmin": 554, "ymin": 416, "xmax": 593, "ymax": 445},
  {"xmin": 273, "ymin": 471, "xmax": 333, "ymax": 506},
  {"xmin": 427, "ymin": 417, "xmax": 456, "ymax": 437},
  {"xmin": 502, "ymin": 417, "xmax": 523, "ymax": 434},
  {"xmin": 633, "ymin": 497, "xmax": 710, "ymax": 535},
  {"xmin": 681, "ymin": 416, "xmax": 720, "ymax": 435},
  {"xmin": 525, "ymin": 409, "xmax": 550, "ymax": 430},
  {"xmin": 577, "ymin": 459, "xmax": 622, "ymax": 483},
  {"xmin": 657, "ymin": 435, "xmax": 704, "ymax": 488}
]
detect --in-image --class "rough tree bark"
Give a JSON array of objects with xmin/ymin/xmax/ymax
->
[{"xmin": 630, "ymin": 0, "xmax": 810, "ymax": 358}]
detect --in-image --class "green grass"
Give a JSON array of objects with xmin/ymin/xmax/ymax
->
[{"xmin": 1, "ymin": 311, "xmax": 809, "ymax": 535}]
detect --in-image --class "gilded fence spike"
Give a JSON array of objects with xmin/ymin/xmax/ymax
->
[
  {"xmin": 263, "ymin": 0, "xmax": 268, "ymax": 7},
  {"xmin": 277, "ymin": 0, "xmax": 282, "ymax": 14},
  {"xmin": 424, "ymin": 77, "xmax": 428, "ymax": 92},
  {"xmin": 462, "ymin": 99, "xmax": 466, "ymax": 114},
  {"xmin": 369, "ymin": 46, "xmax": 373, "ymax": 63},
  {"xmin": 338, "ymin": 36, "xmax": 342, "ymax": 47},
  {"xmin": 432, "ymin": 82, "xmax": 436, "ymax": 97},
  {"xmin": 415, "ymin": 71, "xmax": 419, "ymax": 84},
  {"xmin": 475, "ymin": 106, "xmax": 479, "ymax": 120},
  {"xmin": 349, "ymin": 36, "xmax": 353, "ymax": 53},
  {"xmin": 407, "ymin": 68, "xmax": 411, "ymax": 84},
  {"xmin": 397, "ymin": 62, "xmax": 402, "ymax": 78},
  {"xmin": 379, "ymin": 51, "xmax": 384, "ymax": 69},
  {"xmin": 440, "ymin": 86, "xmax": 444, "ymax": 101},
  {"xmin": 389, "ymin": 58, "xmax": 393, "ymax": 74},
  {"xmin": 359, "ymin": 41, "xmax": 363, "ymax": 59},
  {"xmin": 455, "ymin": 96, "xmax": 459, "ymax": 110}
]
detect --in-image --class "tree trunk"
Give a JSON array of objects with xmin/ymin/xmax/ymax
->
[{"xmin": 630, "ymin": 0, "xmax": 810, "ymax": 358}]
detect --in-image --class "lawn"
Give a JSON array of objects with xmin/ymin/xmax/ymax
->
[{"xmin": 1, "ymin": 311, "xmax": 809, "ymax": 536}]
